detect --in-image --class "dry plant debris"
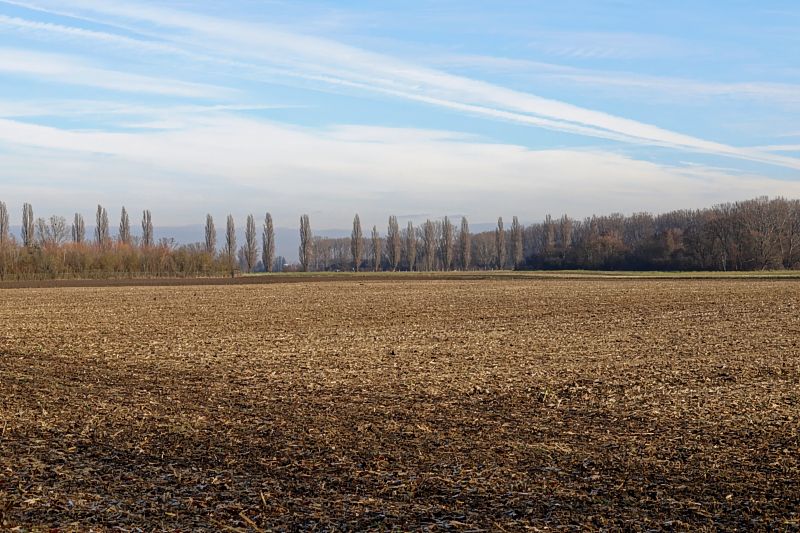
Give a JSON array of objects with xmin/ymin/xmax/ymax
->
[{"xmin": 0, "ymin": 279, "xmax": 799, "ymax": 530}]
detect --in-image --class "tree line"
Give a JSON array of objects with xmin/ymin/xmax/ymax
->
[{"xmin": 0, "ymin": 196, "xmax": 798, "ymax": 279}]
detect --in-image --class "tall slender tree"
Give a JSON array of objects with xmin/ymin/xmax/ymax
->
[
  {"xmin": 225, "ymin": 215, "xmax": 236, "ymax": 276},
  {"xmin": 559, "ymin": 214, "xmax": 573, "ymax": 260},
  {"xmin": 459, "ymin": 216, "xmax": 471, "ymax": 270},
  {"xmin": 0, "ymin": 201, "xmax": 8, "ymax": 246},
  {"xmin": 387, "ymin": 215, "xmax": 401, "ymax": 271},
  {"xmin": 351, "ymin": 214, "xmax": 363, "ymax": 272},
  {"xmin": 262, "ymin": 212, "xmax": 275, "ymax": 272},
  {"xmin": 95, "ymin": 205, "xmax": 110, "ymax": 249},
  {"xmin": 422, "ymin": 219, "xmax": 436, "ymax": 271},
  {"xmin": 299, "ymin": 214, "xmax": 312, "ymax": 271},
  {"xmin": 543, "ymin": 214, "xmax": 555, "ymax": 253},
  {"xmin": 510, "ymin": 216, "xmax": 524, "ymax": 268},
  {"xmin": 119, "ymin": 206, "xmax": 131, "ymax": 245},
  {"xmin": 21, "ymin": 203, "xmax": 34, "ymax": 247},
  {"xmin": 495, "ymin": 216, "xmax": 506, "ymax": 269},
  {"xmin": 71, "ymin": 213, "xmax": 85, "ymax": 244},
  {"xmin": 243, "ymin": 214, "xmax": 258, "ymax": 273},
  {"xmin": 406, "ymin": 221, "xmax": 416, "ymax": 272},
  {"xmin": 441, "ymin": 216, "xmax": 454, "ymax": 271},
  {"xmin": 204, "ymin": 214, "xmax": 216, "ymax": 254},
  {"xmin": 371, "ymin": 225, "xmax": 381, "ymax": 271},
  {"xmin": 141, "ymin": 210, "xmax": 153, "ymax": 248}
]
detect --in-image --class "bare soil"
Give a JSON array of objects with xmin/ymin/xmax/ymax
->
[{"xmin": 1, "ymin": 279, "xmax": 798, "ymax": 530}]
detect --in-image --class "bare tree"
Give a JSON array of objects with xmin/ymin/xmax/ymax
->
[
  {"xmin": 95, "ymin": 205, "xmax": 110, "ymax": 249},
  {"xmin": 543, "ymin": 214, "xmax": 556, "ymax": 254},
  {"xmin": 21, "ymin": 203, "xmax": 34, "ymax": 247},
  {"xmin": 0, "ymin": 202, "xmax": 8, "ymax": 281},
  {"xmin": 0, "ymin": 201, "xmax": 8, "ymax": 246},
  {"xmin": 243, "ymin": 214, "xmax": 258, "ymax": 273},
  {"xmin": 444, "ymin": 216, "xmax": 457, "ymax": 271},
  {"xmin": 495, "ymin": 216, "xmax": 506, "ymax": 269},
  {"xmin": 205, "ymin": 214, "xmax": 216, "ymax": 254},
  {"xmin": 740, "ymin": 197, "xmax": 782, "ymax": 269},
  {"xmin": 71, "ymin": 213, "xmax": 85, "ymax": 244},
  {"xmin": 459, "ymin": 216, "xmax": 471, "ymax": 270},
  {"xmin": 35, "ymin": 218, "xmax": 47, "ymax": 247},
  {"xmin": 36, "ymin": 216, "xmax": 68, "ymax": 247},
  {"xmin": 559, "ymin": 214, "xmax": 573, "ymax": 259},
  {"xmin": 262, "ymin": 212, "xmax": 275, "ymax": 272},
  {"xmin": 406, "ymin": 221, "xmax": 417, "ymax": 271},
  {"xmin": 387, "ymin": 215, "xmax": 401, "ymax": 271},
  {"xmin": 237, "ymin": 246, "xmax": 248, "ymax": 273},
  {"xmin": 510, "ymin": 216, "xmax": 524, "ymax": 268},
  {"xmin": 299, "ymin": 214, "xmax": 312, "ymax": 271},
  {"xmin": 422, "ymin": 219, "xmax": 437, "ymax": 271},
  {"xmin": 371, "ymin": 225, "xmax": 381, "ymax": 271},
  {"xmin": 225, "ymin": 215, "xmax": 236, "ymax": 276},
  {"xmin": 141, "ymin": 210, "xmax": 153, "ymax": 248},
  {"xmin": 119, "ymin": 206, "xmax": 131, "ymax": 245},
  {"xmin": 351, "ymin": 214, "xmax": 363, "ymax": 272}
]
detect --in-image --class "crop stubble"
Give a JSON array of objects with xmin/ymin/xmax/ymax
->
[{"xmin": 0, "ymin": 279, "xmax": 799, "ymax": 530}]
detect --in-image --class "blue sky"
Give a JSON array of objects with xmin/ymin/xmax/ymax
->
[{"xmin": 0, "ymin": 0, "xmax": 799, "ymax": 229}]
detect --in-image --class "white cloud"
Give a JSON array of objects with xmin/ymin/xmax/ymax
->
[
  {"xmin": 0, "ymin": 13, "xmax": 183, "ymax": 55},
  {"xmin": 0, "ymin": 47, "xmax": 234, "ymax": 98},
  {"xmin": 526, "ymin": 30, "xmax": 699, "ymax": 60},
  {"xmin": 431, "ymin": 54, "xmax": 800, "ymax": 108},
  {"xmin": 1, "ymin": 114, "xmax": 798, "ymax": 227},
  {"xmin": 4, "ymin": 0, "xmax": 800, "ymax": 170},
  {"xmin": 754, "ymin": 144, "xmax": 800, "ymax": 153},
  {"xmin": 0, "ymin": 100, "xmax": 302, "ymax": 119}
]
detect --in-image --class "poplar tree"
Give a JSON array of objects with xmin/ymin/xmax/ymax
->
[
  {"xmin": 371, "ymin": 225, "xmax": 381, "ymax": 271},
  {"xmin": 459, "ymin": 216, "xmax": 471, "ymax": 270},
  {"xmin": 21, "ymin": 203, "xmax": 34, "ymax": 247},
  {"xmin": 495, "ymin": 216, "xmax": 506, "ymax": 269},
  {"xmin": 141, "ymin": 210, "xmax": 153, "ymax": 248},
  {"xmin": 387, "ymin": 215, "xmax": 401, "ymax": 271},
  {"xmin": 0, "ymin": 201, "xmax": 8, "ymax": 246},
  {"xmin": 351, "ymin": 214, "xmax": 363, "ymax": 272},
  {"xmin": 243, "ymin": 214, "xmax": 258, "ymax": 273},
  {"xmin": 119, "ymin": 206, "xmax": 131, "ymax": 245},
  {"xmin": 262, "ymin": 212, "xmax": 275, "ymax": 272},
  {"xmin": 441, "ymin": 216, "xmax": 454, "ymax": 271},
  {"xmin": 406, "ymin": 221, "xmax": 416, "ymax": 271},
  {"xmin": 422, "ymin": 219, "xmax": 436, "ymax": 271},
  {"xmin": 95, "ymin": 205, "xmax": 110, "ymax": 249},
  {"xmin": 225, "ymin": 215, "xmax": 236, "ymax": 276},
  {"xmin": 299, "ymin": 214, "xmax": 312, "ymax": 272},
  {"xmin": 205, "ymin": 214, "xmax": 216, "ymax": 254},
  {"xmin": 511, "ymin": 216, "xmax": 524, "ymax": 268},
  {"xmin": 72, "ymin": 213, "xmax": 85, "ymax": 244}
]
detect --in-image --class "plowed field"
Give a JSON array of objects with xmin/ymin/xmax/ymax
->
[{"xmin": 1, "ymin": 279, "xmax": 799, "ymax": 530}]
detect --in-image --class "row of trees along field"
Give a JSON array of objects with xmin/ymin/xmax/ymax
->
[{"xmin": 1, "ymin": 196, "xmax": 799, "ymax": 279}]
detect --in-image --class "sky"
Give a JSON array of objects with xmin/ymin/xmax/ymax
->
[{"xmin": 1, "ymin": 0, "xmax": 799, "ymax": 231}]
